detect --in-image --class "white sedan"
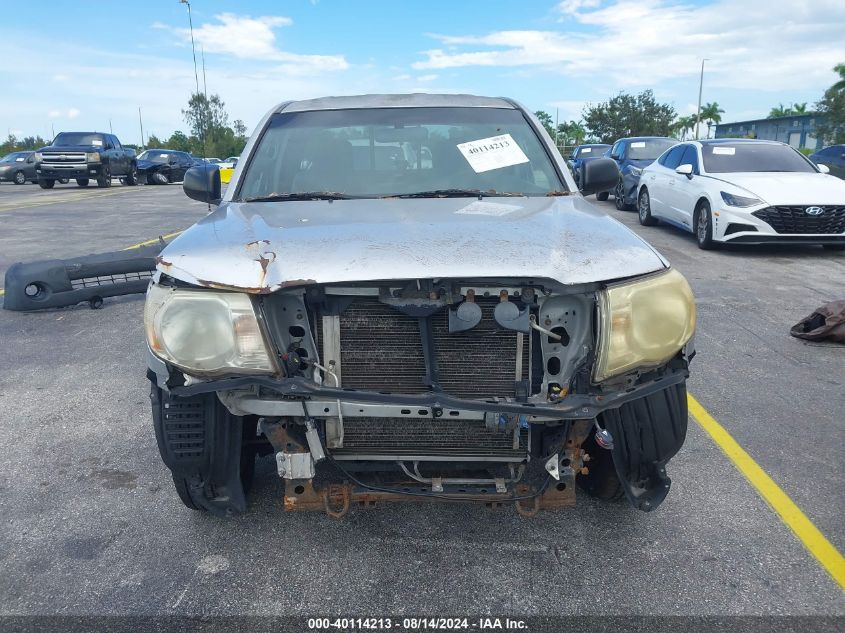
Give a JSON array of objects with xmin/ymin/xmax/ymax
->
[{"xmin": 635, "ymin": 139, "xmax": 845, "ymax": 250}]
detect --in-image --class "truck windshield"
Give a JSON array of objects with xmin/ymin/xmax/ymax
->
[
  {"xmin": 237, "ymin": 107, "xmax": 564, "ymax": 200},
  {"xmin": 702, "ymin": 143, "xmax": 817, "ymax": 173},
  {"xmin": 52, "ymin": 133, "xmax": 105, "ymax": 147}
]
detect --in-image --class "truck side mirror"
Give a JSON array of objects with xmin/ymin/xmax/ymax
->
[
  {"xmin": 183, "ymin": 165, "xmax": 221, "ymax": 204},
  {"xmin": 581, "ymin": 158, "xmax": 620, "ymax": 195}
]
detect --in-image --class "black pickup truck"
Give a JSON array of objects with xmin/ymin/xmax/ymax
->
[{"xmin": 35, "ymin": 132, "xmax": 138, "ymax": 188}]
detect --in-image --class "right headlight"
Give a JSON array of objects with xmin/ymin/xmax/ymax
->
[
  {"xmin": 593, "ymin": 268, "xmax": 695, "ymax": 383},
  {"xmin": 144, "ymin": 284, "xmax": 275, "ymax": 376}
]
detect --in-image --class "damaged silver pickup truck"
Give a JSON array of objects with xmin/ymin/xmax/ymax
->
[{"xmin": 145, "ymin": 94, "xmax": 695, "ymax": 517}]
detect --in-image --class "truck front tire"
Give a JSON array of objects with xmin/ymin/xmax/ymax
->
[
  {"xmin": 125, "ymin": 164, "xmax": 138, "ymax": 186},
  {"xmin": 76, "ymin": 178, "xmax": 89, "ymax": 187},
  {"xmin": 96, "ymin": 166, "xmax": 111, "ymax": 188},
  {"xmin": 38, "ymin": 179, "xmax": 55, "ymax": 189}
]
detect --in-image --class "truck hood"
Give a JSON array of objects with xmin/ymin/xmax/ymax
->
[
  {"xmin": 709, "ymin": 172, "xmax": 845, "ymax": 205},
  {"xmin": 37, "ymin": 144, "xmax": 102, "ymax": 152},
  {"xmin": 157, "ymin": 196, "xmax": 667, "ymax": 293}
]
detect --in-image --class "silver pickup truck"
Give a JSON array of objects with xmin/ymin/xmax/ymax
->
[{"xmin": 145, "ymin": 94, "xmax": 695, "ymax": 517}]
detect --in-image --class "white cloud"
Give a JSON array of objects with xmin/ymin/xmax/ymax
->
[
  {"xmin": 67, "ymin": 108, "xmax": 80, "ymax": 119},
  {"xmin": 48, "ymin": 110, "xmax": 61, "ymax": 118},
  {"xmin": 166, "ymin": 13, "xmax": 348, "ymax": 71},
  {"xmin": 414, "ymin": 0, "xmax": 845, "ymax": 92},
  {"xmin": 416, "ymin": 74, "xmax": 438, "ymax": 82}
]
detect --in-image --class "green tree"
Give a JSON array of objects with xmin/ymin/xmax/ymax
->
[
  {"xmin": 671, "ymin": 115, "xmax": 697, "ymax": 140},
  {"xmin": 791, "ymin": 102, "xmax": 808, "ymax": 115},
  {"xmin": 166, "ymin": 131, "xmax": 192, "ymax": 152},
  {"xmin": 582, "ymin": 90, "xmax": 676, "ymax": 143},
  {"xmin": 816, "ymin": 63, "xmax": 845, "ymax": 144},
  {"xmin": 556, "ymin": 120, "xmax": 587, "ymax": 145},
  {"xmin": 534, "ymin": 110, "xmax": 555, "ymax": 137},
  {"xmin": 768, "ymin": 103, "xmax": 792, "ymax": 118},
  {"xmin": 832, "ymin": 63, "xmax": 845, "ymax": 91},
  {"xmin": 700, "ymin": 102, "xmax": 725, "ymax": 139},
  {"xmin": 183, "ymin": 92, "xmax": 230, "ymax": 143},
  {"xmin": 146, "ymin": 133, "xmax": 164, "ymax": 149}
]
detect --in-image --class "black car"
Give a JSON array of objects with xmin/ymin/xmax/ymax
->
[
  {"xmin": 567, "ymin": 144, "xmax": 611, "ymax": 189},
  {"xmin": 810, "ymin": 144, "xmax": 845, "ymax": 179},
  {"xmin": 136, "ymin": 149, "xmax": 196, "ymax": 184},
  {"xmin": 0, "ymin": 151, "xmax": 38, "ymax": 184},
  {"xmin": 599, "ymin": 136, "xmax": 678, "ymax": 209}
]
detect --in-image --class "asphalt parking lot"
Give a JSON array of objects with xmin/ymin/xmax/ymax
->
[{"xmin": 0, "ymin": 181, "xmax": 843, "ymax": 617}]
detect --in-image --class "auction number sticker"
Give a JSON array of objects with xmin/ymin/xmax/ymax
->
[
  {"xmin": 712, "ymin": 146, "xmax": 736, "ymax": 155},
  {"xmin": 457, "ymin": 134, "xmax": 529, "ymax": 173}
]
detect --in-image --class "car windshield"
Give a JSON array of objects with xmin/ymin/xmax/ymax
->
[
  {"xmin": 237, "ymin": 107, "xmax": 564, "ymax": 200},
  {"xmin": 627, "ymin": 139, "xmax": 677, "ymax": 160},
  {"xmin": 702, "ymin": 143, "xmax": 816, "ymax": 173},
  {"xmin": 576, "ymin": 146, "xmax": 608, "ymax": 158},
  {"xmin": 1, "ymin": 152, "xmax": 27, "ymax": 162},
  {"xmin": 52, "ymin": 132, "xmax": 105, "ymax": 147},
  {"xmin": 138, "ymin": 150, "xmax": 173, "ymax": 163}
]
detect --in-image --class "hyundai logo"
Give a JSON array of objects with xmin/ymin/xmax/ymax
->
[{"xmin": 805, "ymin": 206, "xmax": 824, "ymax": 216}]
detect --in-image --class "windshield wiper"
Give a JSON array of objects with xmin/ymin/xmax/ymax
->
[
  {"xmin": 243, "ymin": 192, "xmax": 358, "ymax": 202},
  {"xmin": 394, "ymin": 189, "xmax": 522, "ymax": 199}
]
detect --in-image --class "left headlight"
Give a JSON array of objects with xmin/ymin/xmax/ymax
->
[
  {"xmin": 144, "ymin": 284, "xmax": 275, "ymax": 376},
  {"xmin": 593, "ymin": 268, "xmax": 695, "ymax": 383},
  {"xmin": 628, "ymin": 166, "xmax": 643, "ymax": 177},
  {"xmin": 720, "ymin": 191, "xmax": 761, "ymax": 207}
]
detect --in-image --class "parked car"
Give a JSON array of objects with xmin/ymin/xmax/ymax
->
[
  {"xmin": 567, "ymin": 144, "xmax": 611, "ymax": 189},
  {"xmin": 136, "ymin": 149, "xmax": 196, "ymax": 184},
  {"xmin": 810, "ymin": 144, "xmax": 845, "ymax": 179},
  {"xmin": 145, "ymin": 93, "xmax": 695, "ymax": 517},
  {"xmin": 599, "ymin": 137, "xmax": 678, "ymax": 209},
  {"xmin": 636, "ymin": 139, "xmax": 845, "ymax": 250},
  {"xmin": 35, "ymin": 132, "xmax": 137, "ymax": 188},
  {"xmin": 218, "ymin": 155, "xmax": 240, "ymax": 169},
  {"xmin": 0, "ymin": 151, "xmax": 38, "ymax": 184}
]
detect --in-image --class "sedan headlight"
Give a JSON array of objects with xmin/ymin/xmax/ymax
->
[
  {"xmin": 87, "ymin": 152, "xmax": 101, "ymax": 163},
  {"xmin": 628, "ymin": 166, "xmax": 643, "ymax": 177},
  {"xmin": 594, "ymin": 269, "xmax": 695, "ymax": 382},
  {"xmin": 720, "ymin": 191, "xmax": 761, "ymax": 207},
  {"xmin": 144, "ymin": 284, "xmax": 275, "ymax": 376}
]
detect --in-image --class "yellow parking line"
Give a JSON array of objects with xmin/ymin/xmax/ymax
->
[{"xmin": 688, "ymin": 393, "xmax": 845, "ymax": 590}]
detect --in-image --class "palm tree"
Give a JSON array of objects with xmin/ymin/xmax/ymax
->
[
  {"xmin": 768, "ymin": 103, "xmax": 792, "ymax": 118},
  {"xmin": 700, "ymin": 102, "xmax": 724, "ymax": 139},
  {"xmin": 672, "ymin": 115, "xmax": 696, "ymax": 140},
  {"xmin": 833, "ymin": 63, "xmax": 845, "ymax": 91},
  {"xmin": 791, "ymin": 102, "xmax": 808, "ymax": 114}
]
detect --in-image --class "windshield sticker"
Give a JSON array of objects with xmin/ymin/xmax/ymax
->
[
  {"xmin": 581, "ymin": 147, "xmax": 591, "ymax": 153},
  {"xmin": 712, "ymin": 147, "xmax": 736, "ymax": 155},
  {"xmin": 456, "ymin": 134, "xmax": 529, "ymax": 173},
  {"xmin": 15, "ymin": 157, "xmax": 25, "ymax": 162},
  {"xmin": 455, "ymin": 200, "xmax": 523, "ymax": 217},
  {"xmin": 91, "ymin": 139, "xmax": 103, "ymax": 146},
  {"xmin": 159, "ymin": 154, "xmax": 169, "ymax": 159},
  {"xmin": 630, "ymin": 142, "xmax": 646, "ymax": 148}
]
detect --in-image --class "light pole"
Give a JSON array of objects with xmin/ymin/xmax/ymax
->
[
  {"xmin": 179, "ymin": 0, "xmax": 201, "ymax": 98},
  {"xmin": 695, "ymin": 58, "xmax": 709, "ymax": 140},
  {"xmin": 179, "ymin": 0, "xmax": 206, "ymax": 158}
]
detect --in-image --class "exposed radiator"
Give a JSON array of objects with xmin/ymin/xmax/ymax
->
[
  {"xmin": 331, "ymin": 416, "xmax": 527, "ymax": 461},
  {"xmin": 316, "ymin": 298, "xmax": 530, "ymax": 399}
]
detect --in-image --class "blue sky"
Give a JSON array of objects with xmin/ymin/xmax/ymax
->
[{"xmin": 2, "ymin": 0, "xmax": 843, "ymax": 145}]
